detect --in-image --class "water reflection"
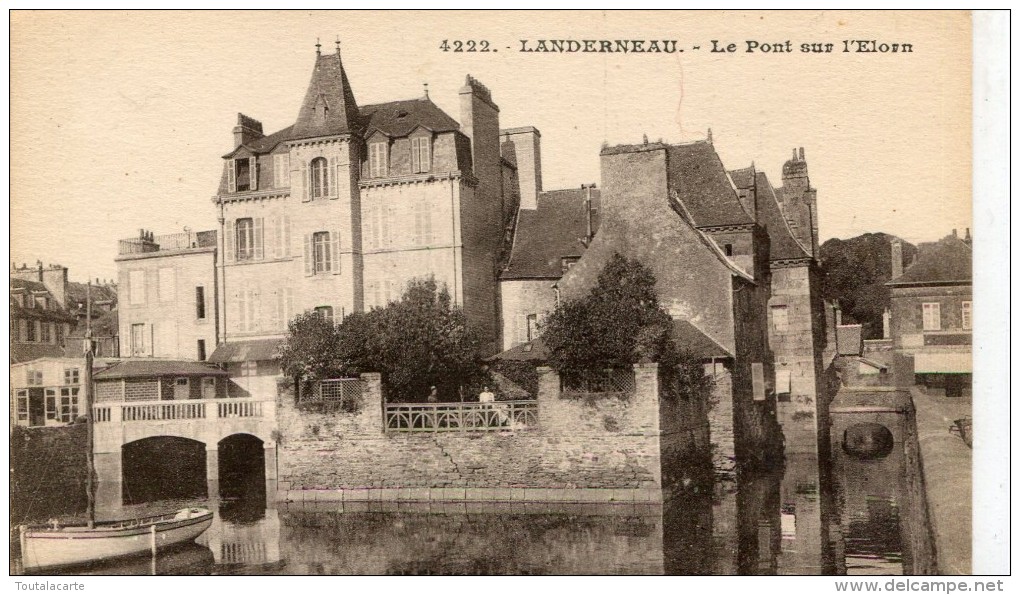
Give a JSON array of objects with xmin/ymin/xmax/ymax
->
[{"xmin": 19, "ymin": 437, "xmax": 911, "ymax": 575}]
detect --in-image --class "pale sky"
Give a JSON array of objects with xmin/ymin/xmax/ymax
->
[{"xmin": 10, "ymin": 10, "xmax": 972, "ymax": 281}]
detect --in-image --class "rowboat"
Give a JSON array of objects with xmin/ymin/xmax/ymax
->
[
  {"xmin": 20, "ymin": 507, "xmax": 214, "ymax": 571},
  {"xmin": 18, "ymin": 283, "xmax": 214, "ymax": 571}
]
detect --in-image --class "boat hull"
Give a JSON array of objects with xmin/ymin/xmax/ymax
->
[{"xmin": 21, "ymin": 508, "xmax": 213, "ymax": 571}]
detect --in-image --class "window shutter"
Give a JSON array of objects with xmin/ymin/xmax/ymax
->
[
  {"xmin": 411, "ymin": 138, "xmax": 421, "ymax": 173},
  {"xmin": 385, "ymin": 206, "xmax": 394, "ymax": 247},
  {"xmin": 298, "ymin": 160, "xmax": 309, "ymax": 202},
  {"xmin": 283, "ymin": 215, "xmax": 291, "ymax": 257},
  {"xmin": 303, "ymin": 234, "xmax": 312, "ymax": 276},
  {"xmin": 250, "ymin": 288, "xmax": 261, "ymax": 332},
  {"xmin": 331, "ymin": 229, "xmax": 342, "ymax": 274},
  {"xmin": 227, "ymin": 160, "xmax": 236, "ymax": 192},
  {"xmin": 250, "ymin": 156, "xmax": 259, "ymax": 191},
  {"xmin": 270, "ymin": 290, "xmax": 281, "ymax": 331},
  {"xmin": 265, "ymin": 217, "xmax": 277, "ymax": 260},
  {"xmin": 254, "ymin": 218, "xmax": 264, "ymax": 260},
  {"xmin": 224, "ymin": 220, "xmax": 235, "ymax": 263},
  {"xmin": 285, "ymin": 288, "xmax": 293, "ymax": 326},
  {"xmin": 328, "ymin": 156, "xmax": 338, "ymax": 198}
]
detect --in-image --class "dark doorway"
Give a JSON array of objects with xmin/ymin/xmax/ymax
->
[
  {"xmin": 218, "ymin": 434, "xmax": 265, "ymax": 502},
  {"xmin": 28, "ymin": 388, "xmax": 45, "ymax": 427},
  {"xmin": 122, "ymin": 436, "xmax": 207, "ymax": 504}
]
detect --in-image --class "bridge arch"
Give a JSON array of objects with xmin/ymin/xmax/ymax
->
[
  {"xmin": 217, "ymin": 433, "xmax": 267, "ymax": 501},
  {"xmin": 121, "ymin": 436, "xmax": 208, "ymax": 504}
]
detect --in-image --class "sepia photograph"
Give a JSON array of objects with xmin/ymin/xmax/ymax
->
[{"xmin": 7, "ymin": 9, "xmax": 1007, "ymax": 583}]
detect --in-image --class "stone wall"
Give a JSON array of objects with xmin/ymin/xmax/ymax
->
[{"xmin": 277, "ymin": 363, "xmax": 710, "ymax": 503}]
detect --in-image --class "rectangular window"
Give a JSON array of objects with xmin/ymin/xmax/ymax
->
[
  {"xmin": 234, "ymin": 157, "xmax": 252, "ymax": 192},
  {"xmin": 36, "ymin": 296, "xmax": 48, "ymax": 309},
  {"xmin": 369, "ymin": 142, "xmax": 388, "ymax": 178},
  {"xmin": 752, "ymin": 363, "xmax": 766, "ymax": 401},
  {"xmin": 922, "ymin": 302, "xmax": 941, "ymax": 331},
  {"xmin": 40, "ymin": 322, "xmax": 51, "ymax": 343},
  {"xmin": 55, "ymin": 323, "xmax": 64, "ymax": 345},
  {"xmin": 64, "ymin": 368, "xmax": 80, "ymax": 385},
  {"xmin": 771, "ymin": 305, "xmax": 789, "ymax": 331},
  {"xmin": 202, "ymin": 377, "xmax": 217, "ymax": 399},
  {"xmin": 236, "ymin": 218, "xmax": 254, "ymax": 260},
  {"xmin": 26, "ymin": 320, "xmax": 37, "ymax": 342},
  {"xmin": 129, "ymin": 270, "xmax": 146, "ymax": 305},
  {"xmin": 197, "ymin": 339, "xmax": 207, "ymax": 361},
  {"xmin": 195, "ymin": 286, "xmax": 206, "ymax": 319},
  {"xmin": 16, "ymin": 390, "xmax": 28, "ymax": 422},
  {"xmin": 59, "ymin": 387, "xmax": 80, "ymax": 423},
  {"xmin": 26, "ymin": 369, "xmax": 42, "ymax": 386},
  {"xmin": 131, "ymin": 323, "xmax": 147, "ymax": 356},
  {"xmin": 526, "ymin": 314, "xmax": 539, "ymax": 342},
  {"xmin": 158, "ymin": 268, "xmax": 175, "ymax": 302},
  {"xmin": 242, "ymin": 361, "xmax": 258, "ymax": 377},
  {"xmin": 313, "ymin": 231, "xmax": 332, "ymax": 273},
  {"xmin": 45, "ymin": 389, "xmax": 57, "ymax": 420},
  {"xmin": 13, "ymin": 293, "xmax": 23, "ymax": 307},
  {"xmin": 315, "ymin": 305, "xmax": 334, "ymax": 326},
  {"xmin": 724, "ymin": 244, "xmax": 734, "ymax": 257},
  {"xmin": 411, "ymin": 137, "xmax": 431, "ymax": 173},
  {"xmin": 961, "ymin": 301, "xmax": 972, "ymax": 330},
  {"xmin": 274, "ymin": 153, "xmax": 291, "ymax": 188}
]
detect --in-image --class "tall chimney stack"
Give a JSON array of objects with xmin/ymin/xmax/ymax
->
[{"xmin": 891, "ymin": 238, "xmax": 904, "ymax": 279}]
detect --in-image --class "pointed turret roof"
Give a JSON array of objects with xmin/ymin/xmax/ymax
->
[{"xmin": 290, "ymin": 48, "xmax": 362, "ymax": 140}]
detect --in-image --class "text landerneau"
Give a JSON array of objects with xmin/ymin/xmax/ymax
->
[{"xmin": 14, "ymin": 582, "xmax": 85, "ymax": 591}]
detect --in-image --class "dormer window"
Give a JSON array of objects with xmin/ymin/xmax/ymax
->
[
  {"xmin": 561, "ymin": 257, "xmax": 579, "ymax": 273},
  {"xmin": 411, "ymin": 136, "xmax": 431, "ymax": 173},
  {"xmin": 369, "ymin": 142, "xmax": 388, "ymax": 178},
  {"xmin": 228, "ymin": 157, "xmax": 257, "ymax": 192},
  {"xmin": 310, "ymin": 157, "xmax": 329, "ymax": 198}
]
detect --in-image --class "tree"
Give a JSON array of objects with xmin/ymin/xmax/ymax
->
[
  {"xmin": 543, "ymin": 253, "xmax": 681, "ymax": 374},
  {"xmin": 278, "ymin": 311, "xmax": 343, "ymax": 382}
]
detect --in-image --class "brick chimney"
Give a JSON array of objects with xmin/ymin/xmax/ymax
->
[
  {"xmin": 891, "ymin": 238, "xmax": 903, "ymax": 279},
  {"xmin": 233, "ymin": 113, "xmax": 264, "ymax": 148},
  {"xmin": 500, "ymin": 126, "xmax": 542, "ymax": 210}
]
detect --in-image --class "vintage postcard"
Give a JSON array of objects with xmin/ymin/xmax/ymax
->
[{"xmin": 7, "ymin": 9, "xmax": 1006, "ymax": 583}]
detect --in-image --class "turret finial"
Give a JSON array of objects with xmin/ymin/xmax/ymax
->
[
  {"xmin": 423, "ymin": 82, "xmax": 429, "ymax": 99},
  {"xmin": 315, "ymin": 38, "xmax": 322, "ymax": 55},
  {"xmin": 335, "ymin": 37, "xmax": 341, "ymax": 53}
]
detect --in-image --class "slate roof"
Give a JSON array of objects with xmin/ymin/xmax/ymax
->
[
  {"xmin": 673, "ymin": 319, "xmax": 732, "ymax": 359},
  {"xmin": 836, "ymin": 324, "xmax": 864, "ymax": 356},
  {"xmin": 729, "ymin": 165, "xmax": 756, "ymax": 189},
  {"xmin": 666, "ymin": 141, "xmax": 753, "ymax": 228},
  {"xmin": 887, "ymin": 234, "xmax": 972, "ymax": 286},
  {"xmin": 501, "ymin": 188, "xmax": 601, "ymax": 280},
  {"xmin": 207, "ymin": 338, "xmax": 285, "ymax": 363},
  {"xmin": 362, "ymin": 98, "xmax": 461, "ymax": 138},
  {"xmin": 10, "ymin": 279, "xmax": 76, "ymax": 323},
  {"xmin": 290, "ymin": 50, "xmax": 362, "ymax": 140},
  {"xmin": 94, "ymin": 359, "xmax": 228, "ymax": 380},
  {"xmin": 11, "ymin": 343, "xmax": 66, "ymax": 364},
  {"xmin": 753, "ymin": 171, "xmax": 812, "ymax": 261},
  {"xmin": 488, "ymin": 337, "xmax": 551, "ymax": 363}
]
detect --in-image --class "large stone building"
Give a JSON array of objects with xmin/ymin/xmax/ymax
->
[
  {"xmin": 886, "ymin": 230, "xmax": 972, "ymax": 397},
  {"xmin": 497, "ymin": 139, "xmax": 831, "ymax": 466},
  {"xmin": 11, "ymin": 263, "xmax": 80, "ymax": 363},
  {"xmin": 209, "ymin": 46, "xmax": 517, "ymax": 368}
]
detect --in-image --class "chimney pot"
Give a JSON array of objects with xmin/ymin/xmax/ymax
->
[
  {"xmin": 799, "ymin": 147, "xmax": 805, "ymax": 160},
  {"xmin": 792, "ymin": 148, "xmax": 797, "ymax": 161},
  {"xmin": 952, "ymin": 228, "xmax": 957, "ymax": 237}
]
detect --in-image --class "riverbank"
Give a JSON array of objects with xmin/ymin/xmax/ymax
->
[{"xmin": 910, "ymin": 387, "xmax": 971, "ymax": 574}]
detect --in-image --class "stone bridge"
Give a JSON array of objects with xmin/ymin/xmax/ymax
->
[
  {"xmin": 92, "ymin": 398, "xmax": 278, "ymax": 508},
  {"xmin": 829, "ymin": 386, "xmax": 909, "ymax": 458}
]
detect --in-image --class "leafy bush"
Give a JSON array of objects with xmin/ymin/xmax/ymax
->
[{"xmin": 278, "ymin": 277, "xmax": 485, "ymax": 404}]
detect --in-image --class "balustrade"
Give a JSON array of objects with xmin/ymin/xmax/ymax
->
[{"xmin": 385, "ymin": 401, "xmax": 538, "ymax": 433}]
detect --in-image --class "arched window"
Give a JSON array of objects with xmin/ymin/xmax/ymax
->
[{"xmin": 310, "ymin": 157, "xmax": 329, "ymax": 198}]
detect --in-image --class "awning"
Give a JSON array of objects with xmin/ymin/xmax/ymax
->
[
  {"xmin": 914, "ymin": 352, "xmax": 971, "ymax": 374},
  {"xmin": 94, "ymin": 360, "xmax": 228, "ymax": 380},
  {"xmin": 207, "ymin": 338, "xmax": 285, "ymax": 364}
]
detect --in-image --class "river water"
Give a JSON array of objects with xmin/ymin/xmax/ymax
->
[{"xmin": 15, "ymin": 443, "xmax": 910, "ymax": 576}]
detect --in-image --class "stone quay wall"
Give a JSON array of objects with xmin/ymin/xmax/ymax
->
[{"xmin": 276, "ymin": 363, "xmax": 710, "ymax": 503}]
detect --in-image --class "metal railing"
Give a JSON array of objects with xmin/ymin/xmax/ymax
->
[
  {"xmin": 384, "ymin": 401, "xmax": 538, "ymax": 433},
  {"xmin": 118, "ymin": 232, "xmax": 198, "ymax": 255}
]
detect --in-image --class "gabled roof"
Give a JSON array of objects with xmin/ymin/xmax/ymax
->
[
  {"xmin": 501, "ymin": 188, "xmax": 601, "ymax": 280},
  {"xmin": 94, "ymin": 359, "xmax": 228, "ymax": 380},
  {"xmin": 290, "ymin": 50, "xmax": 362, "ymax": 140},
  {"xmin": 488, "ymin": 337, "xmax": 551, "ymax": 363},
  {"xmin": 887, "ymin": 234, "xmax": 972, "ymax": 286},
  {"xmin": 207, "ymin": 338, "xmax": 285, "ymax": 363},
  {"xmin": 753, "ymin": 171, "xmax": 812, "ymax": 261},
  {"xmin": 728, "ymin": 165, "xmax": 756, "ymax": 189},
  {"xmin": 666, "ymin": 141, "xmax": 753, "ymax": 228},
  {"xmin": 361, "ymin": 98, "xmax": 460, "ymax": 138},
  {"xmin": 673, "ymin": 319, "xmax": 732, "ymax": 359}
]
